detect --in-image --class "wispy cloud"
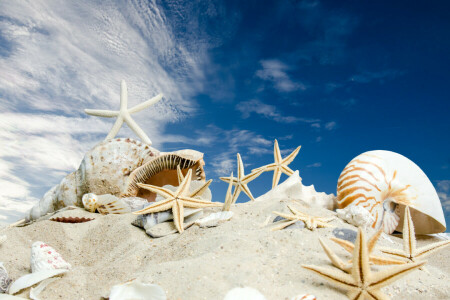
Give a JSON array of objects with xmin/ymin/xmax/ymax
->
[
  {"xmin": 349, "ymin": 69, "xmax": 404, "ymax": 84},
  {"xmin": 0, "ymin": 0, "xmax": 218, "ymax": 222},
  {"xmin": 307, "ymin": 162, "xmax": 322, "ymax": 168},
  {"xmin": 256, "ymin": 59, "xmax": 306, "ymax": 92},
  {"xmin": 437, "ymin": 180, "xmax": 450, "ymax": 213},
  {"xmin": 310, "ymin": 121, "xmax": 337, "ymax": 131},
  {"xmin": 235, "ymin": 99, "xmax": 319, "ymax": 124}
]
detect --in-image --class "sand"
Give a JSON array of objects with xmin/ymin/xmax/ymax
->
[{"xmin": 1, "ymin": 197, "xmax": 449, "ymax": 300}]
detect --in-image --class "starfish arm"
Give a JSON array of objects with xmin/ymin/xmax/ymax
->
[
  {"xmin": 220, "ymin": 176, "xmax": 237, "ymax": 185},
  {"xmin": 176, "ymin": 165, "xmax": 185, "ymax": 185},
  {"xmin": 330, "ymin": 238, "xmax": 355, "ymax": 254},
  {"xmin": 128, "ymin": 93, "xmax": 163, "ymax": 114},
  {"xmin": 123, "ymin": 114, "xmax": 152, "ymax": 144},
  {"xmin": 319, "ymin": 238, "xmax": 351, "ymax": 272},
  {"xmin": 287, "ymin": 205, "xmax": 308, "ymax": 217},
  {"xmin": 175, "ymin": 169, "xmax": 192, "ymax": 197},
  {"xmin": 316, "ymin": 220, "xmax": 335, "ymax": 228},
  {"xmin": 319, "ymin": 217, "xmax": 336, "ymax": 223},
  {"xmin": 415, "ymin": 240, "xmax": 450, "ymax": 259},
  {"xmin": 231, "ymin": 186, "xmax": 242, "ymax": 204},
  {"xmin": 243, "ymin": 169, "xmax": 264, "ymax": 183},
  {"xmin": 365, "ymin": 289, "xmax": 390, "ymax": 300},
  {"xmin": 274, "ymin": 139, "xmax": 282, "ymax": 163},
  {"xmin": 120, "ymin": 80, "xmax": 128, "ymax": 110},
  {"xmin": 132, "ymin": 197, "xmax": 174, "ymax": 215},
  {"xmin": 237, "ymin": 153, "xmax": 244, "ymax": 179},
  {"xmin": 368, "ymin": 228, "xmax": 383, "ymax": 253},
  {"xmin": 280, "ymin": 165, "xmax": 295, "ymax": 176},
  {"xmin": 240, "ymin": 183, "xmax": 255, "ymax": 201},
  {"xmin": 302, "ymin": 264, "xmax": 356, "ymax": 291},
  {"xmin": 190, "ymin": 179, "xmax": 212, "ymax": 198},
  {"xmin": 369, "ymin": 260, "xmax": 426, "ymax": 290},
  {"xmin": 379, "ymin": 247, "xmax": 408, "ymax": 258},
  {"xmin": 272, "ymin": 167, "xmax": 282, "ymax": 188},
  {"xmin": 136, "ymin": 183, "xmax": 175, "ymax": 199},
  {"xmin": 369, "ymin": 255, "xmax": 406, "ymax": 266},
  {"xmin": 347, "ymin": 290, "xmax": 364, "ymax": 300},
  {"xmin": 84, "ymin": 109, "xmax": 119, "ymax": 118},
  {"xmin": 352, "ymin": 228, "xmax": 370, "ymax": 286},
  {"xmin": 252, "ymin": 163, "xmax": 276, "ymax": 173},
  {"xmin": 282, "ymin": 145, "xmax": 301, "ymax": 165},
  {"xmin": 271, "ymin": 219, "xmax": 298, "ymax": 231},
  {"xmin": 272, "ymin": 211, "xmax": 297, "ymax": 221},
  {"xmin": 172, "ymin": 200, "xmax": 184, "ymax": 233},
  {"xmin": 105, "ymin": 116, "xmax": 124, "ymax": 140},
  {"xmin": 222, "ymin": 172, "xmax": 234, "ymax": 211},
  {"xmin": 181, "ymin": 197, "xmax": 223, "ymax": 208},
  {"xmin": 403, "ymin": 206, "xmax": 416, "ymax": 257}
]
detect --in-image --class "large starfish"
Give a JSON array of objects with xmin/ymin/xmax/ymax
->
[
  {"xmin": 133, "ymin": 169, "xmax": 222, "ymax": 233},
  {"xmin": 271, "ymin": 205, "xmax": 335, "ymax": 231},
  {"xmin": 222, "ymin": 172, "xmax": 234, "ymax": 211},
  {"xmin": 379, "ymin": 206, "xmax": 450, "ymax": 271},
  {"xmin": 176, "ymin": 165, "xmax": 212, "ymax": 198},
  {"xmin": 323, "ymin": 229, "xmax": 405, "ymax": 273},
  {"xmin": 85, "ymin": 80, "xmax": 163, "ymax": 145},
  {"xmin": 303, "ymin": 228, "xmax": 425, "ymax": 300},
  {"xmin": 252, "ymin": 139, "xmax": 301, "ymax": 188},
  {"xmin": 220, "ymin": 153, "xmax": 263, "ymax": 203}
]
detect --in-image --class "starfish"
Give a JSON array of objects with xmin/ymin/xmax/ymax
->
[
  {"xmin": 176, "ymin": 165, "xmax": 212, "ymax": 198},
  {"xmin": 85, "ymin": 80, "xmax": 163, "ymax": 145},
  {"xmin": 133, "ymin": 169, "xmax": 222, "ymax": 233},
  {"xmin": 379, "ymin": 206, "xmax": 450, "ymax": 272},
  {"xmin": 252, "ymin": 139, "xmax": 301, "ymax": 188},
  {"xmin": 220, "ymin": 153, "xmax": 263, "ymax": 203},
  {"xmin": 324, "ymin": 229, "xmax": 405, "ymax": 272},
  {"xmin": 303, "ymin": 228, "xmax": 425, "ymax": 300},
  {"xmin": 271, "ymin": 204, "xmax": 335, "ymax": 231},
  {"xmin": 222, "ymin": 172, "xmax": 234, "ymax": 211}
]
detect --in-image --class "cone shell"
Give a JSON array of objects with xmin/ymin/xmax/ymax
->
[
  {"xmin": 337, "ymin": 150, "xmax": 446, "ymax": 234},
  {"xmin": 31, "ymin": 241, "xmax": 71, "ymax": 272},
  {"xmin": 82, "ymin": 193, "xmax": 131, "ymax": 215}
]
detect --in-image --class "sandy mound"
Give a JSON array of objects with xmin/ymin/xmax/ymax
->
[{"xmin": 1, "ymin": 198, "xmax": 449, "ymax": 299}]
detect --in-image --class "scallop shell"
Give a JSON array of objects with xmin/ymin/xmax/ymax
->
[
  {"xmin": 108, "ymin": 279, "xmax": 166, "ymax": 300},
  {"xmin": 0, "ymin": 262, "xmax": 12, "ymax": 293},
  {"xmin": 82, "ymin": 193, "xmax": 131, "ymax": 215},
  {"xmin": 50, "ymin": 217, "xmax": 94, "ymax": 223},
  {"xmin": 337, "ymin": 150, "xmax": 446, "ymax": 234}
]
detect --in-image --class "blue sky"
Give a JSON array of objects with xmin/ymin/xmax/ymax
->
[{"xmin": 0, "ymin": 0, "xmax": 449, "ymax": 229}]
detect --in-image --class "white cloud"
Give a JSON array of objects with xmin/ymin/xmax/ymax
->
[
  {"xmin": 307, "ymin": 162, "xmax": 322, "ymax": 168},
  {"xmin": 324, "ymin": 121, "xmax": 337, "ymax": 130},
  {"xmin": 437, "ymin": 180, "xmax": 450, "ymax": 213},
  {"xmin": 235, "ymin": 99, "xmax": 319, "ymax": 124},
  {"xmin": 255, "ymin": 59, "xmax": 306, "ymax": 92},
  {"xmin": 0, "ymin": 0, "xmax": 216, "ymax": 223}
]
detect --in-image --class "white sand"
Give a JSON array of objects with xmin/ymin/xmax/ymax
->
[{"xmin": 1, "ymin": 198, "xmax": 449, "ymax": 299}]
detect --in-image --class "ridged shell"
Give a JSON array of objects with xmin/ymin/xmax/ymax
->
[
  {"xmin": 31, "ymin": 241, "xmax": 71, "ymax": 272},
  {"xmin": 0, "ymin": 262, "xmax": 12, "ymax": 293},
  {"xmin": 50, "ymin": 217, "xmax": 94, "ymax": 223},
  {"xmin": 337, "ymin": 150, "xmax": 446, "ymax": 234},
  {"xmin": 82, "ymin": 193, "xmax": 131, "ymax": 215}
]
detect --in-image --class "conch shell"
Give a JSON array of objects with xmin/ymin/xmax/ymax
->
[
  {"xmin": 27, "ymin": 138, "xmax": 206, "ymax": 221},
  {"xmin": 337, "ymin": 150, "xmax": 446, "ymax": 234}
]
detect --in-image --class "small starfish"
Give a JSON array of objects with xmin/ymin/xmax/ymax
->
[
  {"xmin": 222, "ymin": 172, "xmax": 234, "ymax": 211},
  {"xmin": 85, "ymin": 80, "xmax": 163, "ymax": 145},
  {"xmin": 133, "ymin": 169, "xmax": 222, "ymax": 233},
  {"xmin": 325, "ymin": 229, "xmax": 405, "ymax": 272},
  {"xmin": 220, "ymin": 153, "xmax": 263, "ymax": 203},
  {"xmin": 380, "ymin": 206, "xmax": 450, "ymax": 272},
  {"xmin": 271, "ymin": 205, "xmax": 335, "ymax": 231},
  {"xmin": 252, "ymin": 139, "xmax": 301, "ymax": 188},
  {"xmin": 303, "ymin": 228, "xmax": 425, "ymax": 300},
  {"xmin": 176, "ymin": 165, "xmax": 212, "ymax": 198}
]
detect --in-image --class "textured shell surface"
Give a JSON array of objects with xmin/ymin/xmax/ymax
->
[
  {"xmin": 337, "ymin": 150, "xmax": 446, "ymax": 234},
  {"xmin": 50, "ymin": 217, "xmax": 94, "ymax": 223},
  {"xmin": 195, "ymin": 211, "xmax": 233, "ymax": 228},
  {"xmin": 29, "ymin": 138, "xmax": 158, "ymax": 221},
  {"xmin": 0, "ymin": 262, "xmax": 12, "ymax": 293},
  {"xmin": 31, "ymin": 241, "xmax": 71, "ymax": 272},
  {"xmin": 109, "ymin": 279, "xmax": 166, "ymax": 300},
  {"xmin": 291, "ymin": 294, "xmax": 317, "ymax": 300}
]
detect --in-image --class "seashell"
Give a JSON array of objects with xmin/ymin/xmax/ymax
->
[
  {"xmin": 0, "ymin": 262, "xmax": 12, "ymax": 293},
  {"xmin": 50, "ymin": 217, "xmax": 94, "ymax": 223},
  {"xmin": 272, "ymin": 216, "xmax": 306, "ymax": 229},
  {"xmin": 122, "ymin": 149, "xmax": 206, "ymax": 201},
  {"xmin": 337, "ymin": 150, "xmax": 446, "ymax": 234},
  {"xmin": 144, "ymin": 210, "xmax": 203, "ymax": 238},
  {"xmin": 223, "ymin": 287, "xmax": 266, "ymax": 300},
  {"xmin": 8, "ymin": 242, "xmax": 70, "ymax": 295},
  {"xmin": 195, "ymin": 211, "xmax": 233, "ymax": 228},
  {"xmin": 0, "ymin": 235, "xmax": 6, "ymax": 245},
  {"xmin": 291, "ymin": 294, "xmax": 317, "ymax": 300},
  {"xmin": 336, "ymin": 205, "xmax": 375, "ymax": 228},
  {"xmin": 121, "ymin": 197, "xmax": 149, "ymax": 211},
  {"xmin": 108, "ymin": 279, "xmax": 166, "ymax": 300},
  {"xmin": 82, "ymin": 193, "xmax": 131, "ymax": 215},
  {"xmin": 29, "ymin": 277, "xmax": 57, "ymax": 300},
  {"xmin": 255, "ymin": 171, "xmax": 336, "ymax": 210}
]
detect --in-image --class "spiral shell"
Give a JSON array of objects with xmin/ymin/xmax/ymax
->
[
  {"xmin": 82, "ymin": 193, "xmax": 131, "ymax": 215},
  {"xmin": 337, "ymin": 150, "xmax": 446, "ymax": 234}
]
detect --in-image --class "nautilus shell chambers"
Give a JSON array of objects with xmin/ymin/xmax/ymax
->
[{"xmin": 337, "ymin": 150, "xmax": 446, "ymax": 234}]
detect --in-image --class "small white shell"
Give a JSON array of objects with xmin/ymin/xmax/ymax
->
[
  {"xmin": 291, "ymin": 294, "xmax": 317, "ymax": 300},
  {"xmin": 0, "ymin": 262, "xmax": 12, "ymax": 293},
  {"xmin": 82, "ymin": 193, "xmax": 131, "ymax": 215},
  {"xmin": 337, "ymin": 150, "xmax": 446, "ymax": 234},
  {"xmin": 336, "ymin": 205, "xmax": 375, "ymax": 228},
  {"xmin": 224, "ymin": 287, "xmax": 266, "ymax": 300},
  {"xmin": 108, "ymin": 279, "xmax": 166, "ymax": 300},
  {"xmin": 8, "ymin": 269, "xmax": 67, "ymax": 295},
  {"xmin": 195, "ymin": 211, "xmax": 233, "ymax": 228},
  {"xmin": 31, "ymin": 242, "xmax": 71, "ymax": 272}
]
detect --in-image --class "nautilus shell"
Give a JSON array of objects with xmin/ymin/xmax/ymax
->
[
  {"xmin": 337, "ymin": 150, "xmax": 446, "ymax": 234},
  {"xmin": 28, "ymin": 138, "xmax": 207, "ymax": 221}
]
